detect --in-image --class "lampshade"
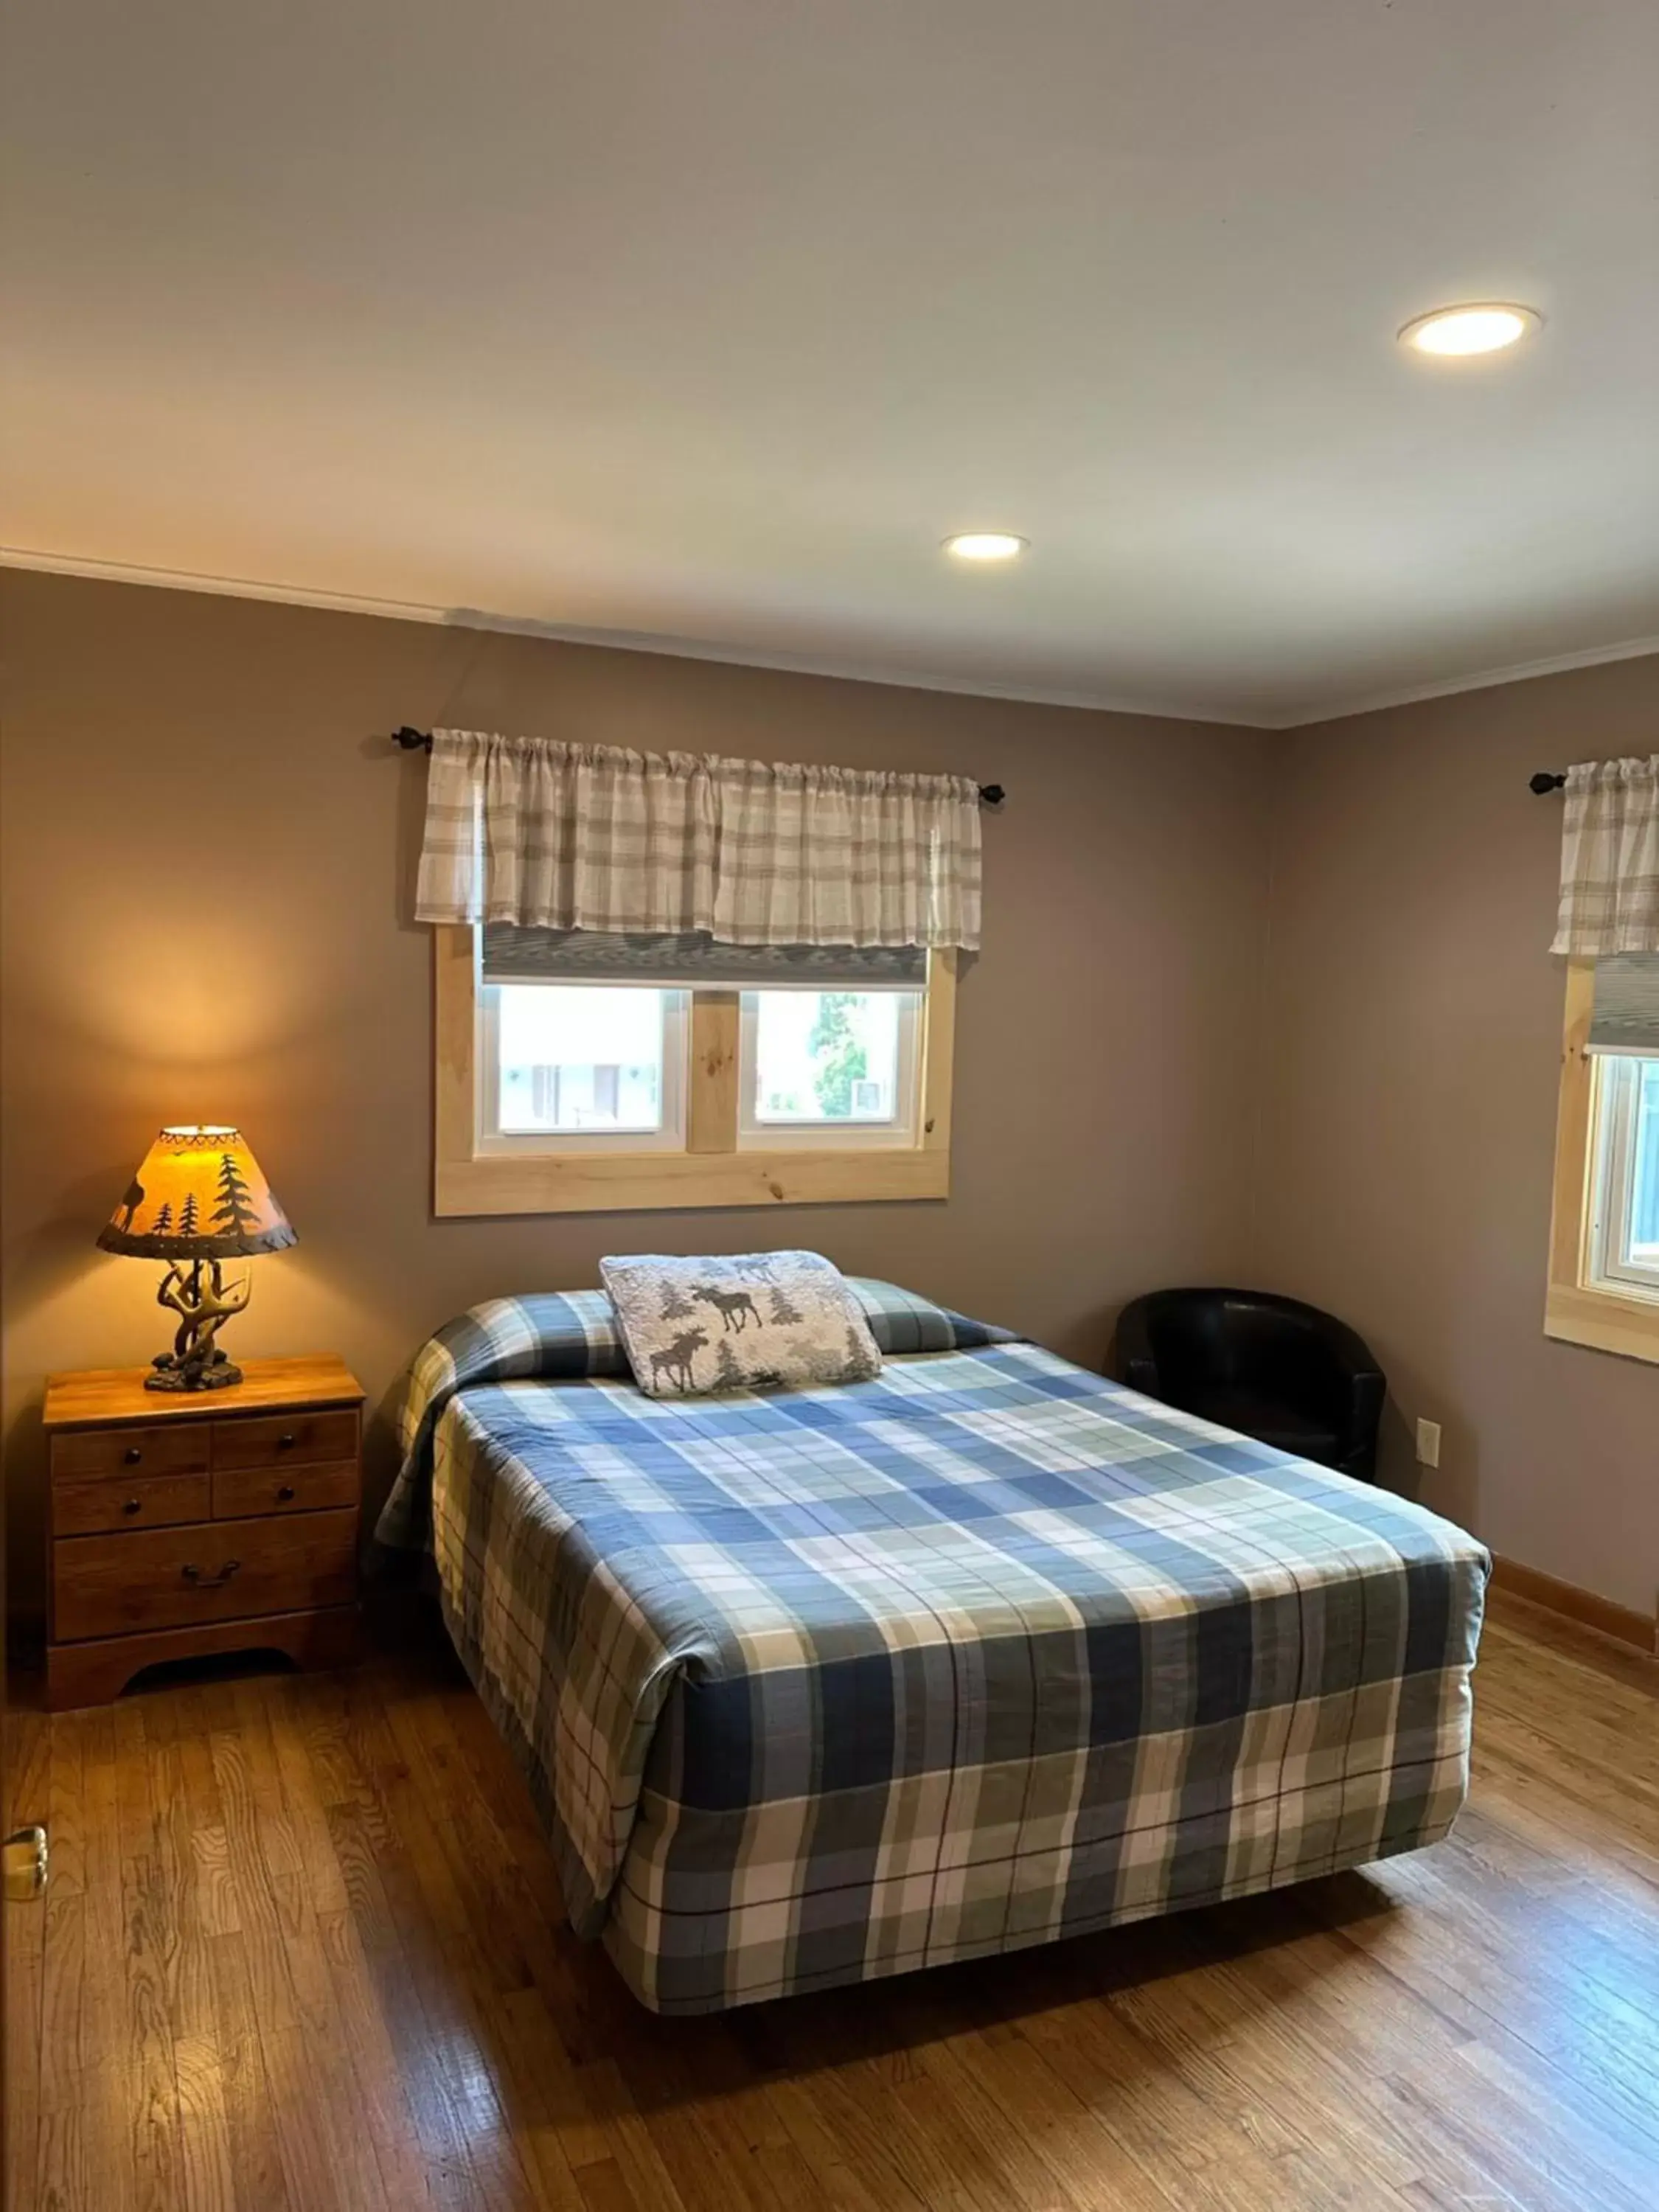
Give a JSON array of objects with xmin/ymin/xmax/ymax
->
[{"xmin": 97, "ymin": 1127, "xmax": 297, "ymax": 1260}]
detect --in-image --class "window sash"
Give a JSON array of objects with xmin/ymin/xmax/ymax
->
[
  {"xmin": 736, "ymin": 990, "xmax": 922, "ymax": 1150},
  {"xmin": 1587, "ymin": 1054, "xmax": 1659, "ymax": 1298},
  {"xmin": 475, "ymin": 983, "xmax": 690, "ymax": 1155}
]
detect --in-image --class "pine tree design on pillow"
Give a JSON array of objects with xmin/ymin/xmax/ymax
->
[{"xmin": 600, "ymin": 1252, "xmax": 883, "ymax": 1398}]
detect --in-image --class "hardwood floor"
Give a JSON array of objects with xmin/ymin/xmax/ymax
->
[{"xmin": 6, "ymin": 1590, "xmax": 1656, "ymax": 2212}]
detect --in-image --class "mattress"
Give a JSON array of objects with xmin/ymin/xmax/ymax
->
[{"xmin": 376, "ymin": 1285, "xmax": 1489, "ymax": 2014}]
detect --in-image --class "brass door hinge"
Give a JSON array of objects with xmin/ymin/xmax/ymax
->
[{"xmin": 3, "ymin": 1824, "xmax": 49, "ymax": 1902}]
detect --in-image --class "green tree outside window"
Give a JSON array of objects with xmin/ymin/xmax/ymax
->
[{"xmin": 810, "ymin": 994, "xmax": 867, "ymax": 1119}]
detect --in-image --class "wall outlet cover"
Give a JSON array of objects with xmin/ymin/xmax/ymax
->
[{"xmin": 1415, "ymin": 1417, "xmax": 1442, "ymax": 1469}]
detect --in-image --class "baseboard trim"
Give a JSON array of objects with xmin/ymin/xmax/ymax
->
[{"xmin": 1489, "ymin": 1555, "xmax": 1658, "ymax": 1655}]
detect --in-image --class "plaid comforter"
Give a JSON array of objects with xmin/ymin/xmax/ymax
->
[{"xmin": 377, "ymin": 1284, "xmax": 1489, "ymax": 2014}]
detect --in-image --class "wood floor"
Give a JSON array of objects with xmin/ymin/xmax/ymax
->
[{"xmin": 5, "ymin": 1591, "xmax": 1657, "ymax": 2212}]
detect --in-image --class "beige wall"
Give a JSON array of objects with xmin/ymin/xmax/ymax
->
[
  {"xmin": 1255, "ymin": 655, "xmax": 1659, "ymax": 1616},
  {"xmin": 8, "ymin": 568, "xmax": 1654, "ymax": 1628},
  {"xmin": 1, "ymin": 569, "xmax": 1273, "ymax": 1618}
]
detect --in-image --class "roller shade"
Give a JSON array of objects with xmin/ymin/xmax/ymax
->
[
  {"xmin": 482, "ymin": 925, "xmax": 927, "ymax": 992},
  {"xmin": 1588, "ymin": 953, "xmax": 1659, "ymax": 1059}
]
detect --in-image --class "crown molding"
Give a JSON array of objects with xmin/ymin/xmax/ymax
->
[
  {"xmin": 6, "ymin": 544, "xmax": 1655, "ymax": 732},
  {"xmin": 0, "ymin": 547, "xmax": 454, "ymax": 629},
  {"xmin": 1290, "ymin": 630, "xmax": 1659, "ymax": 728},
  {"xmin": 0, "ymin": 546, "xmax": 1256, "ymax": 728}
]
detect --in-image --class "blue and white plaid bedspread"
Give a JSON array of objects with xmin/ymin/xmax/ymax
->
[{"xmin": 377, "ymin": 1286, "xmax": 1489, "ymax": 2013}]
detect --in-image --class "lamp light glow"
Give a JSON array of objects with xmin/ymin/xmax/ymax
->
[{"xmin": 98, "ymin": 1125, "xmax": 296, "ymax": 1391}]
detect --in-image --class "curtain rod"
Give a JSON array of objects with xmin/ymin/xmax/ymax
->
[
  {"xmin": 391, "ymin": 728, "xmax": 1004, "ymax": 806},
  {"xmin": 1530, "ymin": 773, "xmax": 1566, "ymax": 794}
]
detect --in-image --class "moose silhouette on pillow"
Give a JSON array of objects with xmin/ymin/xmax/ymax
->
[{"xmin": 599, "ymin": 1252, "xmax": 882, "ymax": 1398}]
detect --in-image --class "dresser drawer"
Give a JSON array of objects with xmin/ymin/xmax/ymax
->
[
  {"xmin": 52, "ymin": 1423, "xmax": 210, "ymax": 1484},
  {"xmin": 212, "ymin": 1460, "xmax": 358, "ymax": 1521},
  {"xmin": 212, "ymin": 1408, "xmax": 359, "ymax": 1471},
  {"xmin": 54, "ymin": 1471, "xmax": 212, "ymax": 1537},
  {"xmin": 53, "ymin": 1509, "xmax": 358, "ymax": 1644}
]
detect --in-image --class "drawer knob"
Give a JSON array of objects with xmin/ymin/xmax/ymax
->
[
  {"xmin": 276, "ymin": 1433, "xmax": 297, "ymax": 1450},
  {"xmin": 122, "ymin": 1498, "xmax": 142, "ymax": 1516},
  {"xmin": 277, "ymin": 1483, "xmax": 296, "ymax": 1503},
  {"xmin": 182, "ymin": 1559, "xmax": 241, "ymax": 1585},
  {"xmin": 124, "ymin": 1447, "xmax": 142, "ymax": 1466}
]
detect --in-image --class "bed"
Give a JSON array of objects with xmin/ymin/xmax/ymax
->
[{"xmin": 375, "ymin": 1280, "xmax": 1489, "ymax": 2015}]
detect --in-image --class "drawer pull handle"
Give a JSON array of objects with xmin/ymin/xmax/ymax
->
[
  {"xmin": 181, "ymin": 1559, "xmax": 241, "ymax": 1585},
  {"xmin": 124, "ymin": 1447, "xmax": 142, "ymax": 1466},
  {"xmin": 276, "ymin": 1433, "xmax": 297, "ymax": 1450},
  {"xmin": 277, "ymin": 1483, "xmax": 296, "ymax": 1503},
  {"xmin": 122, "ymin": 1498, "xmax": 142, "ymax": 1516}
]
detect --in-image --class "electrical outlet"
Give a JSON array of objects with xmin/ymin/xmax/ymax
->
[{"xmin": 1415, "ymin": 1418, "xmax": 1441, "ymax": 1469}]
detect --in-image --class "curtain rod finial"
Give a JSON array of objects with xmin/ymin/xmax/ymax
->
[
  {"xmin": 978, "ymin": 784, "xmax": 1004, "ymax": 807},
  {"xmin": 393, "ymin": 726, "xmax": 433, "ymax": 754},
  {"xmin": 1530, "ymin": 771, "xmax": 1566, "ymax": 795}
]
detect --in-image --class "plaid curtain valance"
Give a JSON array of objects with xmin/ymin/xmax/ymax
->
[
  {"xmin": 1551, "ymin": 754, "xmax": 1659, "ymax": 956},
  {"xmin": 414, "ymin": 729, "xmax": 982, "ymax": 949}
]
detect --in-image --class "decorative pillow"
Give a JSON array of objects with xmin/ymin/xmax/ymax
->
[{"xmin": 599, "ymin": 1251, "xmax": 883, "ymax": 1398}]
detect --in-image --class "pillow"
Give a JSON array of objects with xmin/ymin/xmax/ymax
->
[
  {"xmin": 844, "ymin": 1277, "xmax": 1020, "ymax": 1354},
  {"xmin": 599, "ymin": 1251, "xmax": 883, "ymax": 1398}
]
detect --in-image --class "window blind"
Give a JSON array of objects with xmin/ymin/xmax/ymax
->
[
  {"xmin": 482, "ymin": 925, "xmax": 927, "ymax": 992},
  {"xmin": 1587, "ymin": 953, "xmax": 1659, "ymax": 1059}
]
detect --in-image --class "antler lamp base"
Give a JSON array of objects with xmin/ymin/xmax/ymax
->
[{"xmin": 147, "ymin": 1257, "xmax": 251, "ymax": 1392}]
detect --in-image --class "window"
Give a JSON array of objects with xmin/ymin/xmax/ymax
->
[
  {"xmin": 479, "ymin": 984, "xmax": 686, "ymax": 1150},
  {"xmin": 434, "ymin": 929, "xmax": 955, "ymax": 1215},
  {"xmin": 739, "ymin": 990, "xmax": 922, "ymax": 1147},
  {"xmin": 1586, "ymin": 1055, "xmax": 1659, "ymax": 1297},
  {"xmin": 1545, "ymin": 958, "xmax": 1659, "ymax": 1363}
]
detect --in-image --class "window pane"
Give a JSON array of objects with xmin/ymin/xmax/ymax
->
[
  {"xmin": 751, "ymin": 991, "xmax": 905, "ymax": 1123},
  {"xmin": 496, "ymin": 985, "xmax": 665, "ymax": 1133},
  {"xmin": 1632, "ymin": 1060, "xmax": 1659, "ymax": 1263}
]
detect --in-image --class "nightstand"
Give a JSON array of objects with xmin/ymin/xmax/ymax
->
[{"xmin": 43, "ymin": 1354, "xmax": 365, "ymax": 1710}]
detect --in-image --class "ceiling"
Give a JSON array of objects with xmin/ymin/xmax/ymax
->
[{"xmin": 4, "ymin": 2, "xmax": 1658, "ymax": 727}]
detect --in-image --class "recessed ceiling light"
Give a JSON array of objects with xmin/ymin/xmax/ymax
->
[
  {"xmin": 1397, "ymin": 302, "xmax": 1542, "ymax": 357},
  {"xmin": 942, "ymin": 531, "xmax": 1029, "ymax": 562}
]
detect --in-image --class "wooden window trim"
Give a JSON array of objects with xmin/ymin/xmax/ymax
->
[
  {"xmin": 433, "ymin": 925, "xmax": 954, "ymax": 1217},
  {"xmin": 1544, "ymin": 958, "xmax": 1659, "ymax": 1364}
]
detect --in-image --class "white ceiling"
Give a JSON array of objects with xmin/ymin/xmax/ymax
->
[{"xmin": 4, "ymin": 2, "xmax": 1658, "ymax": 727}]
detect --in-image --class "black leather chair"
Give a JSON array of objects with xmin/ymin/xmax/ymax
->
[{"xmin": 1110, "ymin": 1288, "xmax": 1385, "ymax": 1484}]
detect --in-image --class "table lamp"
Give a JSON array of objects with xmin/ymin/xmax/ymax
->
[{"xmin": 97, "ymin": 1125, "xmax": 296, "ymax": 1391}]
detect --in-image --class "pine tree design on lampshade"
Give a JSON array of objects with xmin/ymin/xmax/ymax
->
[
  {"xmin": 213, "ymin": 1149, "xmax": 262, "ymax": 1242},
  {"xmin": 97, "ymin": 1127, "xmax": 297, "ymax": 1391}
]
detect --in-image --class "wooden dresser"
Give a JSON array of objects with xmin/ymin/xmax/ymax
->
[{"xmin": 43, "ymin": 1354, "xmax": 365, "ymax": 1710}]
